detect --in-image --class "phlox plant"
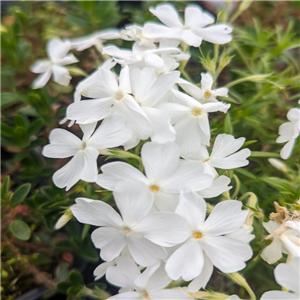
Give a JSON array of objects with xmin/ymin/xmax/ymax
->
[{"xmin": 1, "ymin": 1, "xmax": 299, "ymax": 300}]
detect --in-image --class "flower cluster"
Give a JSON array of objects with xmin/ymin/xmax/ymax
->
[{"xmin": 34, "ymin": 3, "xmax": 299, "ymax": 299}]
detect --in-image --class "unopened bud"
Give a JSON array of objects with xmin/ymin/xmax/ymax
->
[
  {"xmin": 268, "ymin": 158, "xmax": 288, "ymax": 173},
  {"xmin": 55, "ymin": 209, "xmax": 72, "ymax": 230}
]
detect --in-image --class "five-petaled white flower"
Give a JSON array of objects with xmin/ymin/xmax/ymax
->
[
  {"xmin": 143, "ymin": 4, "xmax": 232, "ymax": 47},
  {"xmin": 43, "ymin": 115, "xmax": 131, "ymax": 190},
  {"xmin": 165, "ymin": 191, "xmax": 252, "ymax": 291},
  {"xmin": 96, "ymin": 141, "xmax": 213, "ymax": 211},
  {"xmin": 179, "ymin": 72, "xmax": 229, "ymax": 103},
  {"xmin": 30, "ymin": 38, "xmax": 78, "ymax": 89},
  {"xmin": 71, "ymin": 182, "xmax": 190, "ymax": 266}
]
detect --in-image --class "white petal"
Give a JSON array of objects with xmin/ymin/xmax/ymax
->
[
  {"xmin": 211, "ymin": 134, "xmax": 245, "ymax": 158},
  {"xmin": 280, "ymin": 139, "xmax": 296, "ymax": 159},
  {"xmin": 261, "ymin": 291, "xmax": 299, "ymax": 300},
  {"xmin": 198, "ymin": 175, "xmax": 232, "ymax": 198},
  {"xmin": 195, "ymin": 25, "xmax": 233, "ymax": 45},
  {"xmin": 263, "ymin": 220, "xmax": 279, "ymax": 234},
  {"xmin": 141, "ymin": 141, "xmax": 180, "ymax": 183},
  {"xmin": 174, "ymin": 117, "xmax": 204, "ymax": 155},
  {"xmin": 96, "ymin": 162, "xmax": 148, "ymax": 190},
  {"xmin": 89, "ymin": 115, "xmax": 132, "ymax": 149},
  {"xmin": 31, "ymin": 70, "xmax": 52, "ymax": 89},
  {"xmin": 210, "ymin": 148, "xmax": 251, "ymax": 169},
  {"xmin": 130, "ymin": 68, "xmax": 156, "ymax": 101},
  {"xmin": 92, "ymin": 227, "xmax": 126, "ymax": 261},
  {"xmin": 143, "ymin": 108, "xmax": 176, "ymax": 143},
  {"xmin": 94, "ymin": 261, "xmax": 116, "ymax": 280},
  {"xmin": 214, "ymin": 87, "xmax": 228, "ymax": 97},
  {"xmin": 80, "ymin": 148, "xmax": 99, "ymax": 182},
  {"xmin": 165, "ymin": 239, "xmax": 204, "ymax": 280},
  {"xmin": 275, "ymin": 257, "xmax": 300, "ymax": 293},
  {"xmin": 67, "ymin": 98, "xmax": 114, "ymax": 124},
  {"xmin": 143, "ymin": 71, "xmax": 180, "ymax": 106},
  {"xmin": 153, "ymin": 192, "xmax": 180, "ymax": 212},
  {"xmin": 136, "ymin": 212, "xmax": 190, "ymax": 247},
  {"xmin": 127, "ymin": 234, "xmax": 167, "ymax": 266},
  {"xmin": 287, "ymin": 107, "xmax": 300, "ymax": 122},
  {"xmin": 164, "ymin": 162, "xmax": 213, "ymax": 193},
  {"xmin": 178, "ymin": 79, "xmax": 204, "ymax": 101},
  {"xmin": 43, "ymin": 128, "xmax": 81, "ymax": 158},
  {"xmin": 30, "ymin": 59, "xmax": 51, "ymax": 73},
  {"xmin": 143, "ymin": 23, "xmax": 182, "ymax": 40},
  {"xmin": 150, "ymin": 4, "xmax": 183, "ymax": 28},
  {"xmin": 80, "ymin": 122, "xmax": 97, "ymax": 141},
  {"xmin": 184, "ymin": 5, "xmax": 214, "ymax": 28},
  {"xmin": 188, "ymin": 255, "xmax": 214, "ymax": 291},
  {"xmin": 57, "ymin": 53, "xmax": 79, "ymax": 65},
  {"xmin": 46, "ymin": 38, "xmax": 71, "ymax": 60},
  {"xmin": 180, "ymin": 30, "xmax": 203, "ymax": 47},
  {"xmin": 201, "ymin": 236, "xmax": 252, "ymax": 273},
  {"xmin": 106, "ymin": 257, "xmax": 140, "ymax": 289},
  {"xmin": 53, "ymin": 152, "xmax": 85, "ymax": 190},
  {"xmin": 71, "ymin": 197, "xmax": 123, "ymax": 227},
  {"xmin": 176, "ymin": 191, "xmax": 206, "ymax": 230},
  {"xmin": 113, "ymin": 181, "xmax": 153, "ymax": 224},
  {"xmin": 277, "ymin": 122, "xmax": 295, "ymax": 143},
  {"xmin": 202, "ymin": 200, "xmax": 248, "ymax": 236},
  {"xmin": 114, "ymin": 98, "xmax": 152, "ymax": 139},
  {"xmin": 201, "ymin": 73, "xmax": 213, "ymax": 90},
  {"xmin": 52, "ymin": 65, "xmax": 71, "ymax": 86}
]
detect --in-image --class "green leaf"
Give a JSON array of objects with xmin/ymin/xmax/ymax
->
[
  {"xmin": 234, "ymin": 168, "xmax": 257, "ymax": 180},
  {"xmin": 81, "ymin": 224, "xmax": 90, "ymax": 240},
  {"xmin": 9, "ymin": 220, "xmax": 31, "ymax": 241},
  {"xmin": 69, "ymin": 269, "xmax": 84, "ymax": 286},
  {"xmin": 55, "ymin": 263, "xmax": 69, "ymax": 281},
  {"xmin": 10, "ymin": 183, "xmax": 31, "ymax": 207},
  {"xmin": 250, "ymin": 151, "xmax": 281, "ymax": 158},
  {"xmin": 223, "ymin": 113, "xmax": 233, "ymax": 135},
  {"xmin": 28, "ymin": 118, "xmax": 44, "ymax": 136},
  {"xmin": 1, "ymin": 93, "xmax": 19, "ymax": 108},
  {"xmin": 1, "ymin": 176, "xmax": 11, "ymax": 200},
  {"xmin": 57, "ymin": 281, "xmax": 72, "ymax": 293}
]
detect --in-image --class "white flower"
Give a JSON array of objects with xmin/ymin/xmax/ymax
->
[
  {"xmin": 143, "ymin": 4, "xmax": 232, "ymax": 47},
  {"xmin": 179, "ymin": 72, "xmax": 228, "ymax": 103},
  {"xmin": 261, "ymin": 257, "xmax": 300, "ymax": 299},
  {"xmin": 120, "ymin": 25, "xmax": 156, "ymax": 48},
  {"xmin": 276, "ymin": 107, "xmax": 300, "ymax": 159},
  {"xmin": 96, "ymin": 141, "xmax": 213, "ymax": 211},
  {"xmin": 165, "ymin": 192, "xmax": 252, "ymax": 290},
  {"xmin": 42, "ymin": 115, "xmax": 131, "ymax": 190},
  {"xmin": 67, "ymin": 65, "xmax": 179, "ymax": 149},
  {"xmin": 71, "ymin": 182, "xmax": 190, "ymax": 266},
  {"xmin": 106, "ymin": 257, "xmax": 193, "ymax": 300},
  {"xmin": 158, "ymin": 90, "xmax": 230, "ymax": 154},
  {"xmin": 70, "ymin": 29, "xmax": 120, "ymax": 51},
  {"xmin": 261, "ymin": 220, "xmax": 300, "ymax": 264},
  {"xmin": 102, "ymin": 42, "xmax": 181, "ymax": 69},
  {"xmin": 30, "ymin": 38, "xmax": 78, "ymax": 89},
  {"xmin": 182, "ymin": 134, "xmax": 251, "ymax": 177}
]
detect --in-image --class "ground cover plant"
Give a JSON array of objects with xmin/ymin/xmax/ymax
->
[{"xmin": 1, "ymin": 1, "xmax": 300, "ymax": 300}]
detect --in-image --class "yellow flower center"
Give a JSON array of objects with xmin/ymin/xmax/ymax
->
[
  {"xmin": 191, "ymin": 108, "xmax": 202, "ymax": 116},
  {"xmin": 115, "ymin": 91, "xmax": 124, "ymax": 100},
  {"xmin": 124, "ymin": 226, "xmax": 131, "ymax": 233},
  {"xmin": 192, "ymin": 231, "xmax": 203, "ymax": 239},
  {"xmin": 81, "ymin": 141, "xmax": 87, "ymax": 150},
  {"xmin": 150, "ymin": 185, "xmax": 160, "ymax": 192},
  {"xmin": 204, "ymin": 91, "xmax": 211, "ymax": 99},
  {"xmin": 141, "ymin": 291, "xmax": 149, "ymax": 298}
]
